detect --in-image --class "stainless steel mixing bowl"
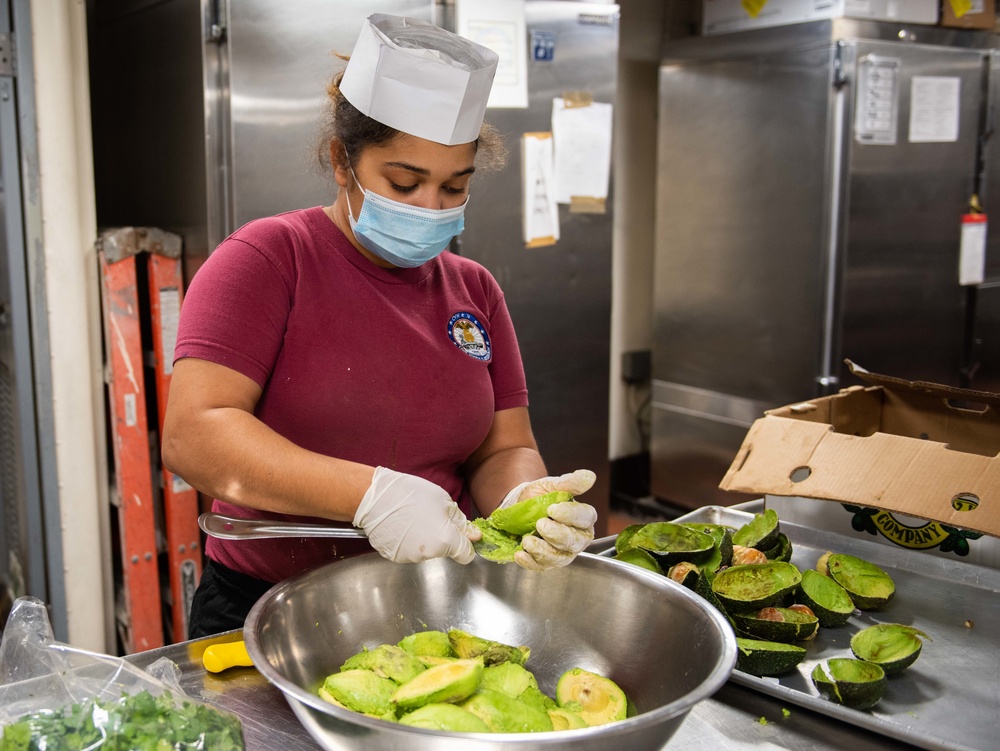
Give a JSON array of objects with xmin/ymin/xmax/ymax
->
[{"xmin": 244, "ymin": 552, "xmax": 736, "ymax": 751}]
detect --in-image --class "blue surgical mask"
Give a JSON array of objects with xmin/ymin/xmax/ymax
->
[{"xmin": 345, "ymin": 169, "xmax": 467, "ymax": 268}]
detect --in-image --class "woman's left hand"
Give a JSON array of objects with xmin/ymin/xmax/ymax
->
[{"xmin": 499, "ymin": 469, "xmax": 599, "ymax": 572}]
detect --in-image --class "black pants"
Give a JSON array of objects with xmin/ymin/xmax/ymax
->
[{"xmin": 187, "ymin": 558, "xmax": 275, "ymax": 640}]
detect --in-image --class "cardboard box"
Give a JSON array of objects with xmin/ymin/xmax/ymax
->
[
  {"xmin": 703, "ymin": 0, "xmax": 940, "ymax": 35},
  {"xmin": 939, "ymin": 0, "xmax": 996, "ymax": 29},
  {"xmin": 720, "ymin": 361, "xmax": 1000, "ymax": 561}
]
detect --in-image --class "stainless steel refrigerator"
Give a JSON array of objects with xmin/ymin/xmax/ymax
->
[
  {"xmin": 650, "ymin": 19, "xmax": 1000, "ymax": 510},
  {"xmin": 90, "ymin": 0, "xmax": 617, "ymax": 526}
]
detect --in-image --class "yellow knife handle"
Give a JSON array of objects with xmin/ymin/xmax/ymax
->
[{"xmin": 203, "ymin": 640, "xmax": 254, "ymax": 673}]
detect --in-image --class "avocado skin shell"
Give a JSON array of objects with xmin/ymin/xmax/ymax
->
[
  {"xmin": 811, "ymin": 658, "xmax": 887, "ymax": 710},
  {"xmin": 734, "ymin": 637, "xmax": 806, "ymax": 676},
  {"xmin": 798, "ymin": 569, "xmax": 855, "ymax": 628}
]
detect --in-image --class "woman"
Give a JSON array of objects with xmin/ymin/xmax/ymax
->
[{"xmin": 162, "ymin": 15, "xmax": 597, "ymax": 639}]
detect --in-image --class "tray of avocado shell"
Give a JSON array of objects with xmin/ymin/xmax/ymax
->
[{"xmin": 594, "ymin": 506, "xmax": 1000, "ymax": 751}]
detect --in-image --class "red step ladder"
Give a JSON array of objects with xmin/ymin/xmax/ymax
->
[{"xmin": 98, "ymin": 227, "xmax": 201, "ymax": 651}]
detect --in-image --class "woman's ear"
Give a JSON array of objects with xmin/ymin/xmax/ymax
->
[{"xmin": 329, "ymin": 140, "xmax": 350, "ymax": 188}]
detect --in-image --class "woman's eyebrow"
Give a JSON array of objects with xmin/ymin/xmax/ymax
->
[{"xmin": 384, "ymin": 161, "xmax": 476, "ymax": 178}]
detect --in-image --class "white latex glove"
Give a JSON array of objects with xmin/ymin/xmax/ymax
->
[
  {"xmin": 498, "ymin": 469, "xmax": 599, "ymax": 572},
  {"xmin": 354, "ymin": 467, "xmax": 479, "ymax": 564}
]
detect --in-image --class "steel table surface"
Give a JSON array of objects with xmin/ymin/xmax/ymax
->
[{"xmin": 126, "ymin": 630, "xmax": 917, "ymax": 751}]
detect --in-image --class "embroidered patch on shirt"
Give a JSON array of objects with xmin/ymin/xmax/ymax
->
[{"xmin": 448, "ymin": 312, "xmax": 491, "ymax": 361}]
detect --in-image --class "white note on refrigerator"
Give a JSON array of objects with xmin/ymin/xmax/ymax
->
[
  {"xmin": 522, "ymin": 132, "xmax": 559, "ymax": 247},
  {"xmin": 457, "ymin": 0, "xmax": 528, "ymax": 109},
  {"xmin": 959, "ymin": 214, "xmax": 987, "ymax": 286},
  {"xmin": 909, "ymin": 76, "xmax": 961, "ymax": 143},
  {"xmin": 551, "ymin": 97, "xmax": 614, "ymax": 205}
]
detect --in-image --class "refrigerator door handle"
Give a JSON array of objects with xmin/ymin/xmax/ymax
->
[{"xmin": 819, "ymin": 42, "xmax": 849, "ymax": 393}]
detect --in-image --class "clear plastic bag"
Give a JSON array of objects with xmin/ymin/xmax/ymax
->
[{"xmin": 0, "ymin": 597, "xmax": 245, "ymax": 750}]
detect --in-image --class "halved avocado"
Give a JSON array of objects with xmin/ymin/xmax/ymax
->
[
  {"xmin": 811, "ymin": 658, "xmax": 887, "ymax": 710},
  {"xmin": 391, "ymin": 658, "xmax": 484, "ymax": 711},
  {"xmin": 479, "ymin": 662, "xmax": 537, "ymax": 698},
  {"xmin": 460, "ymin": 688, "xmax": 553, "ymax": 733},
  {"xmin": 397, "ymin": 703, "xmax": 491, "ymax": 732},
  {"xmin": 555, "ymin": 668, "xmax": 628, "ymax": 726},
  {"xmin": 850, "ymin": 623, "xmax": 930, "ymax": 675},
  {"xmin": 827, "ymin": 554, "xmax": 895, "ymax": 610},
  {"xmin": 341, "ymin": 644, "xmax": 426, "ymax": 684},
  {"xmin": 798, "ymin": 568, "xmax": 855, "ymax": 627},
  {"xmin": 448, "ymin": 629, "xmax": 530, "ymax": 666},
  {"xmin": 733, "ymin": 606, "xmax": 819, "ymax": 642},
  {"xmin": 548, "ymin": 707, "xmax": 589, "ymax": 730},
  {"xmin": 488, "ymin": 491, "xmax": 573, "ymax": 537},
  {"xmin": 667, "ymin": 561, "xmax": 700, "ymax": 589},
  {"xmin": 613, "ymin": 547, "xmax": 663, "ymax": 574},
  {"xmin": 681, "ymin": 523, "xmax": 734, "ymax": 573},
  {"xmin": 732, "ymin": 509, "xmax": 780, "ymax": 550},
  {"xmin": 323, "ymin": 669, "xmax": 398, "ymax": 716},
  {"xmin": 734, "ymin": 638, "xmax": 806, "ymax": 676},
  {"xmin": 614, "ymin": 524, "xmax": 645, "ymax": 555},
  {"xmin": 398, "ymin": 630, "xmax": 457, "ymax": 659},
  {"xmin": 711, "ymin": 561, "xmax": 802, "ymax": 613},
  {"xmin": 628, "ymin": 522, "xmax": 716, "ymax": 567},
  {"xmin": 471, "ymin": 519, "xmax": 522, "ymax": 564}
]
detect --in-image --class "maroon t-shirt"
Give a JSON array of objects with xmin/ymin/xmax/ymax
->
[{"xmin": 175, "ymin": 207, "xmax": 528, "ymax": 582}]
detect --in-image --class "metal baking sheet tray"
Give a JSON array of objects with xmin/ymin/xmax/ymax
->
[{"xmin": 592, "ymin": 506, "xmax": 1000, "ymax": 751}]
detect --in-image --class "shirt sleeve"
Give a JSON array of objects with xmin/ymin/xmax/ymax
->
[
  {"xmin": 486, "ymin": 289, "xmax": 530, "ymax": 411},
  {"xmin": 174, "ymin": 234, "xmax": 294, "ymax": 387}
]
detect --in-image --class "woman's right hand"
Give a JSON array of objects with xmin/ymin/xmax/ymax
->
[{"xmin": 354, "ymin": 467, "xmax": 479, "ymax": 564}]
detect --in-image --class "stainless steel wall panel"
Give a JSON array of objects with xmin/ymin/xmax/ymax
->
[
  {"xmin": 224, "ymin": 1, "xmax": 434, "ymax": 237},
  {"xmin": 653, "ymin": 45, "xmax": 833, "ymax": 405},
  {"xmin": 838, "ymin": 41, "xmax": 985, "ymax": 387},
  {"xmin": 651, "ymin": 23, "xmax": 997, "ymax": 509}
]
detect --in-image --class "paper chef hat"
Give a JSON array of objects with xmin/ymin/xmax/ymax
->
[{"xmin": 339, "ymin": 14, "xmax": 499, "ymax": 146}]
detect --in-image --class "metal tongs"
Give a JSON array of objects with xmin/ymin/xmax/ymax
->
[{"xmin": 198, "ymin": 512, "xmax": 368, "ymax": 540}]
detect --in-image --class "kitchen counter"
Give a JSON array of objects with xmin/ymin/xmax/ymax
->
[{"xmin": 126, "ymin": 630, "xmax": 916, "ymax": 751}]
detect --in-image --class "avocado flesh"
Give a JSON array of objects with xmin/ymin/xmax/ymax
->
[
  {"xmin": 323, "ymin": 669, "xmax": 398, "ymax": 716},
  {"xmin": 850, "ymin": 623, "xmax": 929, "ymax": 675},
  {"xmin": 827, "ymin": 554, "xmax": 895, "ymax": 610},
  {"xmin": 391, "ymin": 658, "xmax": 484, "ymax": 711},
  {"xmin": 711, "ymin": 561, "xmax": 802, "ymax": 613},
  {"xmin": 341, "ymin": 644, "xmax": 426, "ymax": 684},
  {"xmin": 628, "ymin": 522, "xmax": 716, "ymax": 567},
  {"xmin": 460, "ymin": 689, "xmax": 554, "ymax": 733},
  {"xmin": 732, "ymin": 508, "xmax": 780, "ymax": 550},
  {"xmin": 488, "ymin": 491, "xmax": 572, "ymax": 536},
  {"xmin": 811, "ymin": 658, "xmax": 887, "ymax": 710},
  {"xmin": 734, "ymin": 638, "xmax": 807, "ymax": 676},
  {"xmin": 448, "ymin": 629, "xmax": 530, "ymax": 667},
  {"xmin": 398, "ymin": 630, "xmax": 457, "ymax": 658},
  {"xmin": 479, "ymin": 662, "xmax": 538, "ymax": 698},
  {"xmin": 555, "ymin": 667, "xmax": 628, "ymax": 726},
  {"xmin": 397, "ymin": 703, "xmax": 492, "ymax": 732},
  {"xmin": 518, "ymin": 685, "xmax": 558, "ymax": 713},
  {"xmin": 548, "ymin": 707, "xmax": 589, "ymax": 730},
  {"xmin": 471, "ymin": 519, "xmax": 522, "ymax": 563},
  {"xmin": 798, "ymin": 568, "xmax": 855, "ymax": 627}
]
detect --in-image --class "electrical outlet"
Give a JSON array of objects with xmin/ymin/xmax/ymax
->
[{"xmin": 621, "ymin": 349, "xmax": 651, "ymax": 385}]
